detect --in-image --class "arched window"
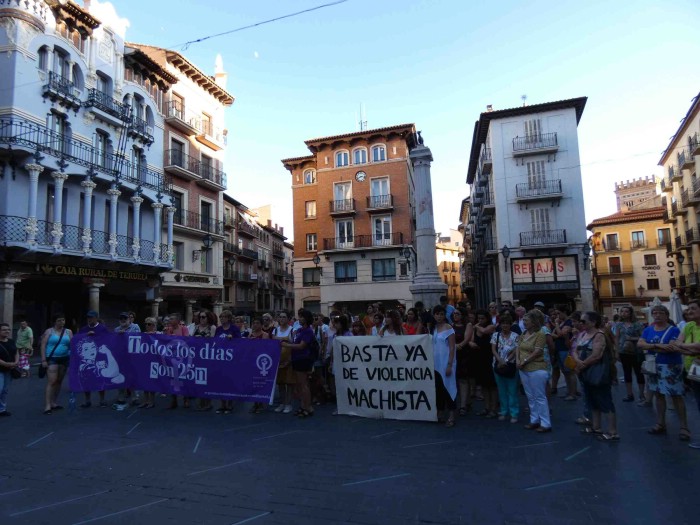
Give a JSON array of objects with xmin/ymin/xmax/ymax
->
[
  {"xmin": 303, "ymin": 169, "xmax": 316, "ymax": 184},
  {"xmin": 335, "ymin": 150, "xmax": 349, "ymax": 167},
  {"xmin": 37, "ymin": 46, "xmax": 49, "ymax": 71},
  {"xmin": 353, "ymin": 147, "xmax": 367, "ymax": 165},
  {"xmin": 71, "ymin": 64, "xmax": 84, "ymax": 90},
  {"xmin": 371, "ymin": 144, "xmax": 386, "ymax": 162}
]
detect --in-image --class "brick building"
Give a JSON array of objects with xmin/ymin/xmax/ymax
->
[{"xmin": 282, "ymin": 124, "xmax": 418, "ymax": 315}]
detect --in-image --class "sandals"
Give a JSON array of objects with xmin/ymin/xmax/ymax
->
[
  {"xmin": 648, "ymin": 424, "xmax": 667, "ymax": 435},
  {"xmin": 297, "ymin": 409, "xmax": 314, "ymax": 418},
  {"xmin": 680, "ymin": 428, "xmax": 691, "ymax": 441},
  {"xmin": 597, "ymin": 433, "xmax": 620, "ymax": 442},
  {"xmin": 459, "ymin": 408, "xmax": 467, "ymax": 417},
  {"xmin": 575, "ymin": 416, "xmax": 591, "ymax": 425},
  {"xmin": 622, "ymin": 395, "xmax": 635, "ymax": 402},
  {"xmin": 43, "ymin": 409, "xmax": 52, "ymax": 415},
  {"xmin": 581, "ymin": 427, "xmax": 603, "ymax": 435},
  {"xmin": 563, "ymin": 396, "xmax": 576, "ymax": 402},
  {"xmin": 445, "ymin": 417, "xmax": 455, "ymax": 428}
]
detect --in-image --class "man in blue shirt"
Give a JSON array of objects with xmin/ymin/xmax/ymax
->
[{"xmin": 440, "ymin": 296, "xmax": 455, "ymax": 325}]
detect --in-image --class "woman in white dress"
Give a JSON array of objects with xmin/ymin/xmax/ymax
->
[{"xmin": 432, "ymin": 305, "xmax": 457, "ymax": 427}]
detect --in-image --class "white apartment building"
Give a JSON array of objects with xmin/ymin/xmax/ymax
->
[{"xmin": 465, "ymin": 98, "xmax": 593, "ymax": 311}]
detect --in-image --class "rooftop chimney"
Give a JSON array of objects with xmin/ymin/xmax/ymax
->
[
  {"xmin": 214, "ymin": 54, "xmax": 227, "ymax": 90},
  {"xmin": 486, "ymin": 105, "xmax": 493, "ymax": 112}
]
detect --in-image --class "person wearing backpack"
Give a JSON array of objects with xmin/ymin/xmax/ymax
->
[{"xmin": 281, "ymin": 309, "xmax": 316, "ymax": 418}]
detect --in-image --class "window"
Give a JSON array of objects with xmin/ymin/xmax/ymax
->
[
  {"xmin": 49, "ymin": 112, "xmax": 68, "ymax": 153},
  {"xmin": 173, "ymin": 242, "xmax": 184, "ymax": 270},
  {"xmin": 131, "ymin": 146, "xmax": 145, "ymax": 182},
  {"xmin": 631, "ymin": 231, "xmax": 645, "ymax": 249},
  {"xmin": 95, "ymin": 131, "xmax": 108, "ymax": 168},
  {"xmin": 200, "ymin": 202, "xmax": 213, "ymax": 232},
  {"xmin": 372, "ymin": 258, "xmax": 396, "ymax": 281},
  {"xmin": 201, "ymin": 113, "xmax": 212, "ymax": 135},
  {"xmin": 335, "ymin": 219, "xmax": 354, "ymax": 248},
  {"xmin": 647, "ymin": 278, "xmax": 660, "ymax": 290},
  {"xmin": 530, "ymin": 208, "xmax": 550, "ymax": 232},
  {"xmin": 303, "ymin": 169, "xmax": 316, "ymax": 184},
  {"xmin": 373, "ymin": 215, "xmax": 392, "ymax": 246},
  {"xmin": 302, "ymin": 268, "xmax": 321, "ymax": 286},
  {"xmin": 334, "ymin": 182, "xmax": 352, "ymax": 211},
  {"xmin": 306, "ymin": 233, "xmax": 317, "ymax": 251},
  {"xmin": 657, "ymin": 228, "xmax": 671, "ymax": 247},
  {"xmin": 334, "ymin": 261, "xmax": 357, "ymax": 283},
  {"xmin": 610, "ymin": 280, "xmax": 624, "ymax": 297},
  {"xmin": 370, "ymin": 177, "xmax": 390, "ymax": 207},
  {"xmin": 201, "ymin": 247, "xmax": 211, "ymax": 273},
  {"xmin": 526, "ymin": 160, "xmax": 546, "ymax": 188},
  {"xmin": 96, "ymin": 72, "xmax": 110, "ymax": 95},
  {"xmin": 605, "ymin": 233, "xmax": 620, "ymax": 251},
  {"xmin": 608, "ymin": 257, "xmax": 621, "ymax": 274},
  {"xmin": 305, "ymin": 201, "xmax": 316, "ymax": 219},
  {"xmin": 644, "ymin": 254, "xmax": 657, "ymax": 266},
  {"xmin": 201, "ymin": 154, "xmax": 212, "ymax": 179},
  {"xmin": 372, "ymin": 145, "xmax": 386, "ymax": 162},
  {"xmin": 353, "ymin": 148, "xmax": 367, "ymax": 165},
  {"xmin": 171, "ymin": 192, "xmax": 184, "ymax": 225},
  {"xmin": 524, "ymin": 118, "xmax": 542, "ymax": 142},
  {"xmin": 38, "ymin": 46, "xmax": 49, "ymax": 71},
  {"xmin": 335, "ymin": 151, "xmax": 349, "ymax": 167}
]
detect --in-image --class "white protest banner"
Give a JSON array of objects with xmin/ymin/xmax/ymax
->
[{"xmin": 333, "ymin": 335, "xmax": 437, "ymax": 422}]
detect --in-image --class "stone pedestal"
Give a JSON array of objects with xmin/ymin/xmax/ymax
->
[
  {"xmin": 0, "ymin": 275, "xmax": 22, "ymax": 325},
  {"xmin": 150, "ymin": 298, "xmax": 163, "ymax": 319},
  {"xmin": 409, "ymin": 142, "xmax": 447, "ymax": 310},
  {"xmin": 87, "ymin": 281, "xmax": 106, "ymax": 314},
  {"xmin": 186, "ymin": 300, "xmax": 196, "ymax": 325}
]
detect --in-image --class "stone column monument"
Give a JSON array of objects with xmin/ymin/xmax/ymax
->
[{"xmin": 409, "ymin": 133, "xmax": 447, "ymax": 310}]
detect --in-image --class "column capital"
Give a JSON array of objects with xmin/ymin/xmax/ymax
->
[
  {"xmin": 51, "ymin": 172, "xmax": 68, "ymax": 183},
  {"xmin": 24, "ymin": 164, "xmax": 44, "ymax": 175},
  {"xmin": 81, "ymin": 179, "xmax": 97, "ymax": 190},
  {"xmin": 166, "ymin": 206, "xmax": 176, "ymax": 214},
  {"xmin": 131, "ymin": 195, "xmax": 144, "ymax": 205},
  {"xmin": 107, "ymin": 188, "xmax": 121, "ymax": 198},
  {"xmin": 86, "ymin": 280, "xmax": 107, "ymax": 288},
  {"xmin": 152, "ymin": 202, "xmax": 165, "ymax": 210}
]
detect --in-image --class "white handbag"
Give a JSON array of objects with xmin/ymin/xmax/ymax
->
[
  {"xmin": 641, "ymin": 355, "xmax": 657, "ymax": 375},
  {"xmin": 688, "ymin": 361, "xmax": 700, "ymax": 383}
]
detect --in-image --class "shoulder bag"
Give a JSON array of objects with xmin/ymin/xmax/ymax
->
[
  {"xmin": 39, "ymin": 328, "xmax": 65, "ymax": 379},
  {"xmin": 687, "ymin": 360, "xmax": 700, "ymax": 383},
  {"xmin": 641, "ymin": 326, "xmax": 672, "ymax": 375}
]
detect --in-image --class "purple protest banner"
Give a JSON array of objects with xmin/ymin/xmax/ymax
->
[{"xmin": 69, "ymin": 333, "xmax": 280, "ymax": 402}]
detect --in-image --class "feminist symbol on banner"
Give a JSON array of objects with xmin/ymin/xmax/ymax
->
[
  {"xmin": 160, "ymin": 339, "xmax": 194, "ymax": 393},
  {"xmin": 256, "ymin": 354, "xmax": 273, "ymax": 376}
]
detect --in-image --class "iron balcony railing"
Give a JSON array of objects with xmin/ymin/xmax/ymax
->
[
  {"xmin": 330, "ymin": 198, "xmax": 355, "ymax": 213},
  {"xmin": 630, "ymin": 239, "xmax": 647, "ymax": 249},
  {"xmin": 129, "ymin": 116, "xmax": 153, "ymax": 143},
  {"xmin": 515, "ymin": 179, "xmax": 562, "ymax": 199},
  {"xmin": 0, "ymin": 216, "xmax": 167, "ymax": 263},
  {"xmin": 482, "ymin": 190, "xmax": 494, "ymax": 206},
  {"xmin": 367, "ymin": 194, "xmax": 393, "ymax": 209},
  {"xmin": 678, "ymin": 148, "xmax": 695, "ymax": 169},
  {"xmin": 323, "ymin": 232, "xmax": 404, "ymax": 250},
  {"xmin": 483, "ymin": 236, "xmax": 497, "ymax": 251},
  {"xmin": 43, "ymin": 72, "xmax": 80, "ymax": 103},
  {"xmin": 674, "ymin": 235, "xmax": 686, "ymax": 251},
  {"xmin": 85, "ymin": 89, "xmax": 131, "ymax": 120},
  {"xmin": 686, "ymin": 227, "xmax": 698, "ymax": 244},
  {"xmin": 164, "ymin": 149, "xmax": 226, "ymax": 188},
  {"xmin": 239, "ymin": 247, "xmax": 259, "ymax": 260},
  {"xmin": 668, "ymin": 164, "xmax": 682, "ymax": 180},
  {"xmin": 173, "ymin": 209, "xmax": 224, "ymax": 235},
  {"xmin": 681, "ymin": 189, "xmax": 689, "ymax": 208},
  {"xmin": 690, "ymin": 132, "xmax": 700, "ymax": 155},
  {"xmin": 163, "ymin": 100, "xmax": 200, "ymax": 129},
  {"xmin": 519, "ymin": 229, "xmax": 567, "ymax": 246},
  {"xmin": 0, "ymin": 118, "xmax": 171, "ymax": 195},
  {"xmin": 480, "ymin": 146, "xmax": 492, "ymax": 165},
  {"xmin": 223, "ymin": 241, "xmax": 240, "ymax": 254},
  {"xmin": 512, "ymin": 132, "xmax": 558, "ymax": 153},
  {"xmin": 671, "ymin": 201, "xmax": 679, "ymax": 217},
  {"xmin": 197, "ymin": 121, "xmax": 226, "ymax": 145},
  {"xmin": 236, "ymin": 221, "xmax": 259, "ymax": 237}
]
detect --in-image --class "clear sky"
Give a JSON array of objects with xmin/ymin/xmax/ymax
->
[{"xmin": 107, "ymin": 0, "xmax": 700, "ymax": 239}]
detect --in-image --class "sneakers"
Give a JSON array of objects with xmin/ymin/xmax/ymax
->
[
  {"xmin": 282, "ymin": 404, "xmax": 293, "ymax": 414},
  {"xmin": 274, "ymin": 404, "xmax": 285, "ymax": 413},
  {"xmin": 510, "ymin": 417, "xmax": 518, "ymax": 424},
  {"xmin": 689, "ymin": 441, "xmax": 700, "ymax": 449}
]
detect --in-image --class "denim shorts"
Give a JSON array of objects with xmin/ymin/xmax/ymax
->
[{"xmin": 48, "ymin": 356, "xmax": 70, "ymax": 367}]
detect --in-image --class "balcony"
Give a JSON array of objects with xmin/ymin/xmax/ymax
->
[
  {"xmin": 663, "ymin": 209, "xmax": 672, "ymax": 223},
  {"xmin": 272, "ymin": 246, "xmax": 285, "ymax": 258},
  {"xmin": 678, "ymin": 148, "xmax": 696, "ymax": 171},
  {"xmin": 128, "ymin": 116, "xmax": 154, "ymax": 145},
  {"xmin": 598, "ymin": 292, "xmax": 638, "ymax": 300},
  {"xmin": 164, "ymin": 149, "xmax": 200, "ymax": 181},
  {"xmin": 238, "ymin": 248, "xmax": 259, "ymax": 260},
  {"xmin": 195, "ymin": 121, "xmax": 225, "ymax": 151},
  {"xmin": 329, "ymin": 198, "xmax": 355, "ymax": 216},
  {"xmin": 223, "ymin": 241, "xmax": 240, "ymax": 254},
  {"xmin": 84, "ymin": 89, "xmax": 130, "ymax": 125},
  {"xmin": 173, "ymin": 210, "xmax": 224, "ymax": 236},
  {"xmin": 483, "ymin": 236, "xmax": 498, "ymax": 254},
  {"xmin": 691, "ymin": 179, "xmax": 700, "ymax": 203},
  {"xmin": 0, "ymin": 216, "xmax": 168, "ymax": 266},
  {"xmin": 661, "ymin": 177, "xmax": 672, "ymax": 193},
  {"xmin": 223, "ymin": 267, "xmax": 238, "ymax": 281},
  {"xmin": 482, "ymin": 191, "xmax": 495, "ymax": 214},
  {"xmin": 689, "ymin": 271, "xmax": 699, "ymax": 287},
  {"xmin": 42, "ymin": 72, "xmax": 81, "ymax": 110},
  {"xmin": 163, "ymin": 100, "xmax": 200, "ymax": 135},
  {"xmin": 237, "ymin": 272, "xmax": 256, "ymax": 284},
  {"xmin": 515, "ymin": 179, "xmax": 563, "ymax": 202},
  {"xmin": 594, "ymin": 268, "xmax": 634, "ymax": 277},
  {"xmin": 687, "ymin": 227, "xmax": 700, "ymax": 245},
  {"xmin": 323, "ymin": 232, "xmax": 404, "ymax": 250},
  {"xmin": 603, "ymin": 239, "xmax": 621, "ymax": 251},
  {"xmin": 512, "ymin": 132, "xmax": 558, "ymax": 156},
  {"xmin": 479, "ymin": 146, "xmax": 492, "ymax": 175},
  {"xmin": 680, "ymin": 189, "xmax": 690, "ymax": 212},
  {"xmin": 366, "ymin": 194, "xmax": 394, "ymax": 211},
  {"xmin": 669, "ymin": 164, "xmax": 683, "ymax": 181},
  {"xmin": 519, "ymin": 229, "xmax": 567, "ymax": 248},
  {"xmin": 671, "ymin": 201, "xmax": 679, "ymax": 217},
  {"xmin": 224, "ymin": 214, "xmax": 235, "ymax": 229},
  {"xmin": 236, "ymin": 221, "xmax": 258, "ymax": 238},
  {"xmin": 657, "ymin": 238, "xmax": 671, "ymax": 249},
  {"xmin": 630, "ymin": 239, "xmax": 647, "ymax": 250},
  {"xmin": 0, "ymin": 118, "xmax": 170, "ymax": 196},
  {"xmin": 198, "ymin": 163, "xmax": 227, "ymax": 191},
  {"xmin": 691, "ymin": 132, "xmax": 700, "ymax": 157},
  {"xmin": 673, "ymin": 235, "xmax": 686, "ymax": 252}
]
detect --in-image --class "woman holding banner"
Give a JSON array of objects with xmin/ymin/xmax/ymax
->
[
  {"xmin": 432, "ymin": 305, "xmax": 457, "ymax": 427},
  {"xmin": 272, "ymin": 312, "xmax": 295, "ymax": 413},
  {"xmin": 193, "ymin": 311, "xmax": 216, "ymax": 411},
  {"xmin": 282, "ymin": 309, "xmax": 315, "ymax": 418},
  {"xmin": 163, "ymin": 313, "xmax": 189, "ymax": 409}
]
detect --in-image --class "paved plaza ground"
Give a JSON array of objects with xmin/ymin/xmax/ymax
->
[{"xmin": 0, "ymin": 374, "xmax": 698, "ymax": 525}]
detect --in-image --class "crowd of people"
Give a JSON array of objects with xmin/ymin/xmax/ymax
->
[{"xmin": 0, "ymin": 296, "xmax": 698, "ymax": 450}]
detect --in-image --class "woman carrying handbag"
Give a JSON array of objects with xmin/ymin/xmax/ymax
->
[
  {"xmin": 490, "ymin": 312, "xmax": 519, "ymax": 423},
  {"xmin": 40, "ymin": 314, "xmax": 72, "ymax": 415}
]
